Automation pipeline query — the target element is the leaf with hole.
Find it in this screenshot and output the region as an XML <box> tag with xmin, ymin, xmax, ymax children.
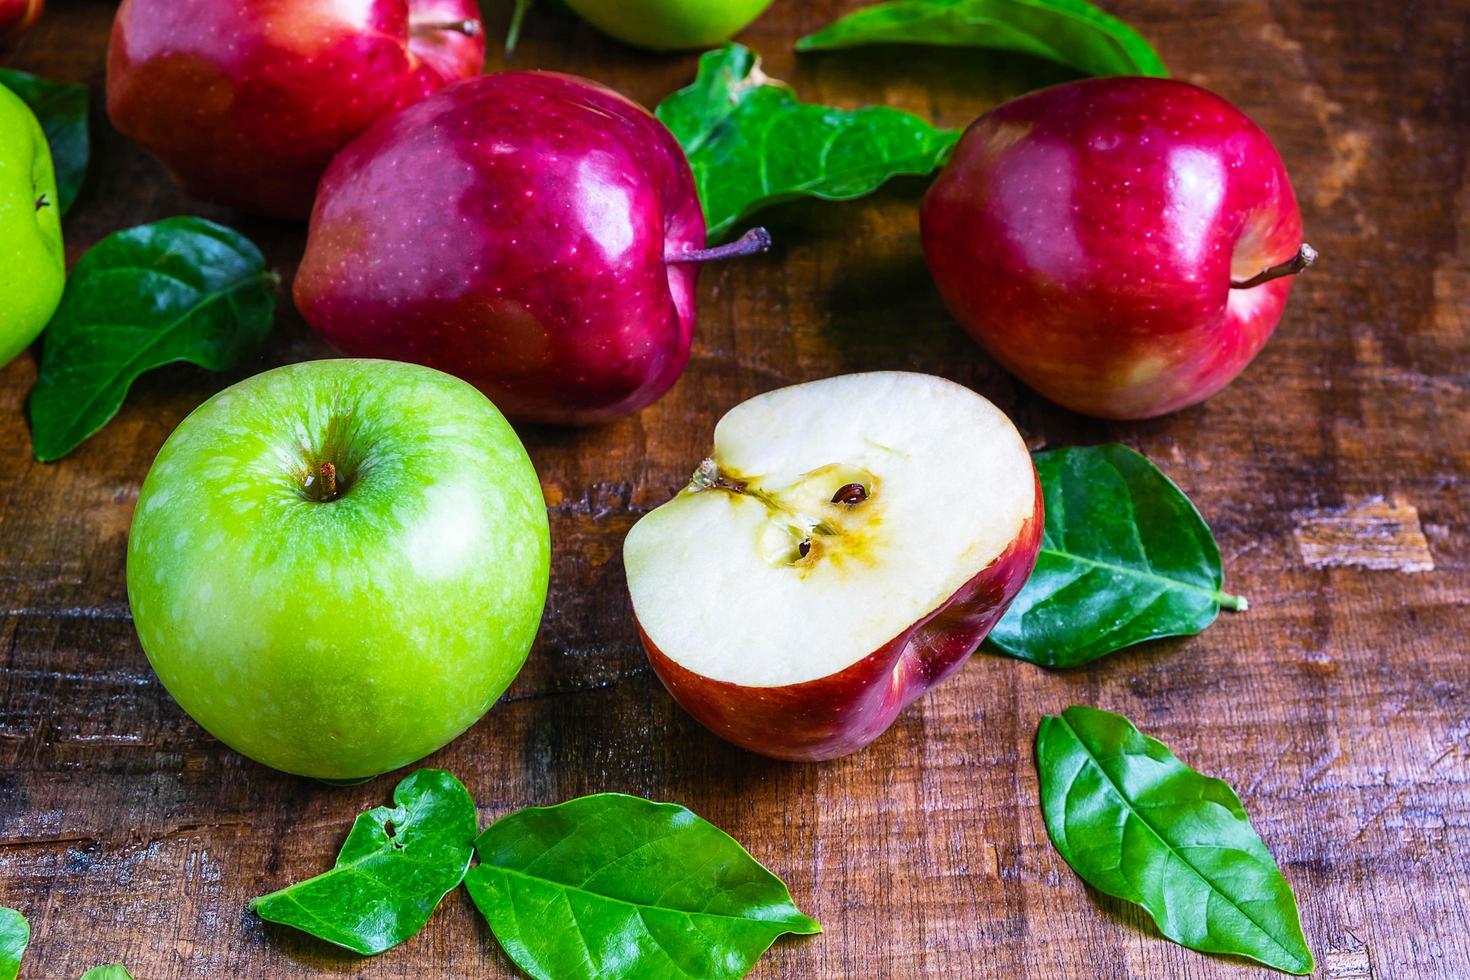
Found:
<box><xmin>655</xmin><ymin>43</ymin><xmax>960</xmax><ymax>241</ymax></box>
<box><xmin>1037</xmin><ymin>706</ymin><xmax>1314</xmax><ymax>974</ymax></box>
<box><xmin>988</xmin><ymin>444</ymin><xmax>1245</xmax><ymax>667</ymax></box>
<box><xmin>77</xmin><ymin>967</ymin><xmax>134</xmax><ymax>980</ymax></box>
<box><xmin>27</xmin><ymin>216</ymin><xmax>278</xmax><ymax>462</ymax></box>
<box><xmin>0</xmin><ymin>908</ymin><xmax>28</xmax><ymax>980</ymax></box>
<box><xmin>249</xmin><ymin>769</ymin><xmax>477</xmax><ymax>955</ymax></box>
<box><xmin>0</xmin><ymin>69</ymin><xmax>89</xmax><ymax>214</ymax></box>
<box><xmin>796</xmin><ymin>0</ymin><xmax>1167</xmax><ymax>78</ymax></box>
<box><xmin>465</xmin><ymin>792</ymin><xmax>821</xmax><ymax>979</ymax></box>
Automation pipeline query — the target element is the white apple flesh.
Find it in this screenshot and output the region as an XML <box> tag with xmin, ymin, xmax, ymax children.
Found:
<box><xmin>624</xmin><ymin>372</ymin><xmax>1042</xmax><ymax>761</ymax></box>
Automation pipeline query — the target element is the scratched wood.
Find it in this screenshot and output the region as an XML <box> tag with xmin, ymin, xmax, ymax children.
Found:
<box><xmin>1</xmin><ymin>0</ymin><xmax>1467</xmax><ymax>977</ymax></box>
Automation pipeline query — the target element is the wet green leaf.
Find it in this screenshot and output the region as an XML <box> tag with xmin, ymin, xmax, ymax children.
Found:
<box><xmin>466</xmin><ymin>793</ymin><xmax>820</xmax><ymax>979</ymax></box>
<box><xmin>796</xmin><ymin>0</ymin><xmax>1166</xmax><ymax>78</ymax></box>
<box><xmin>77</xmin><ymin>967</ymin><xmax>134</xmax><ymax>980</ymax></box>
<box><xmin>28</xmin><ymin>216</ymin><xmax>277</xmax><ymax>462</ymax></box>
<box><xmin>250</xmin><ymin>769</ymin><xmax>477</xmax><ymax>956</ymax></box>
<box><xmin>989</xmin><ymin>445</ymin><xmax>1245</xmax><ymax>667</ymax></box>
<box><xmin>656</xmin><ymin>44</ymin><xmax>959</xmax><ymax>241</ymax></box>
<box><xmin>0</xmin><ymin>908</ymin><xmax>28</xmax><ymax>980</ymax></box>
<box><xmin>1037</xmin><ymin>706</ymin><xmax>1313</xmax><ymax>973</ymax></box>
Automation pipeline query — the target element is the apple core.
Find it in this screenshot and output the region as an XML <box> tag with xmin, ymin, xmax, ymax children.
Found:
<box><xmin>624</xmin><ymin>372</ymin><xmax>1043</xmax><ymax>760</ymax></box>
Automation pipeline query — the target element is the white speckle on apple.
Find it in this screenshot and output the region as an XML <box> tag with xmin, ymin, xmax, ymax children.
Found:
<box><xmin>407</xmin><ymin>481</ymin><xmax>484</xmax><ymax>580</ymax></box>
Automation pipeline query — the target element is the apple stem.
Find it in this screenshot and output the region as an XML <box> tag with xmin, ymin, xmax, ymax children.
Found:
<box><xmin>410</xmin><ymin>18</ymin><xmax>482</xmax><ymax>38</ymax></box>
<box><xmin>303</xmin><ymin>461</ymin><xmax>339</xmax><ymax>502</ymax></box>
<box><xmin>1231</xmin><ymin>242</ymin><xmax>1317</xmax><ymax>289</ymax></box>
<box><xmin>667</xmin><ymin>228</ymin><xmax>773</xmax><ymax>265</ymax></box>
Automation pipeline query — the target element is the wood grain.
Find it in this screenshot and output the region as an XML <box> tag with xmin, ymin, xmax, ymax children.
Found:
<box><xmin>1293</xmin><ymin>496</ymin><xmax>1435</xmax><ymax>572</ymax></box>
<box><xmin>2</xmin><ymin>1</ymin><xmax>1468</xmax><ymax>977</ymax></box>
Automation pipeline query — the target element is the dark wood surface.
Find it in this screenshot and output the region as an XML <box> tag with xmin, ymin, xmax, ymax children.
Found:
<box><xmin>2</xmin><ymin>1</ymin><xmax>1468</xmax><ymax>977</ymax></box>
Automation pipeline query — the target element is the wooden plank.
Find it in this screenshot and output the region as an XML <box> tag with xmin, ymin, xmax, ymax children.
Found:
<box><xmin>1</xmin><ymin>0</ymin><xmax>1467</xmax><ymax>976</ymax></box>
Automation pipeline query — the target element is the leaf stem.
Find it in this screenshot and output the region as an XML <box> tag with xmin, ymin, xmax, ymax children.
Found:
<box><xmin>1036</xmin><ymin>548</ymin><xmax>1247</xmax><ymax>611</ymax></box>
<box><xmin>504</xmin><ymin>0</ymin><xmax>531</xmax><ymax>56</ymax></box>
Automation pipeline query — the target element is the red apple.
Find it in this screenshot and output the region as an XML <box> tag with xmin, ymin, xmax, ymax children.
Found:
<box><xmin>623</xmin><ymin>372</ymin><xmax>1042</xmax><ymax>761</ymax></box>
<box><xmin>295</xmin><ymin>71</ymin><xmax>767</xmax><ymax>425</ymax></box>
<box><xmin>0</xmin><ymin>0</ymin><xmax>41</xmax><ymax>46</ymax></box>
<box><xmin>106</xmin><ymin>0</ymin><xmax>484</xmax><ymax>219</ymax></box>
<box><xmin>922</xmin><ymin>77</ymin><xmax>1315</xmax><ymax>420</ymax></box>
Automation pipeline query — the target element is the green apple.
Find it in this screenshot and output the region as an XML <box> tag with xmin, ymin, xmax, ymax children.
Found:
<box><xmin>564</xmin><ymin>0</ymin><xmax>774</xmax><ymax>50</ymax></box>
<box><xmin>126</xmin><ymin>359</ymin><xmax>551</xmax><ymax>780</ymax></box>
<box><xmin>0</xmin><ymin>80</ymin><xmax>64</xmax><ymax>368</ymax></box>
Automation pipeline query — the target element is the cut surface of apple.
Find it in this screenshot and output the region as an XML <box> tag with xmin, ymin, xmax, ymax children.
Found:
<box><xmin>624</xmin><ymin>372</ymin><xmax>1041</xmax><ymax>760</ymax></box>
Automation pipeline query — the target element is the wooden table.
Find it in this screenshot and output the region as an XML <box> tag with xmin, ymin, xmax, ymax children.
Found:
<box><xmin>2</xmin><ymin>1</ymin><xmax>1467</xmax><ymax>977</ymax></box>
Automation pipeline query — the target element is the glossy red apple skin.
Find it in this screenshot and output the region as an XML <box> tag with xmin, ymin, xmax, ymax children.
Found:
<box><xmin>0</xmin><ymin>0</ymin><xmax>42</xmax><ymax>46</ymax></box>
<box><xmin>922</xmin><ymin>77</ymin><xmax>1305</xmax><ymax>419</ymax></box>
<box><xmin>106</xmin><ymin>0</ymin><xmax>484</xmax><ymax>219</ymax></box>
<box><xmin>294</xmin><ymin>72</ymin><xmax>707</xmax><ymax>425</ymax></box>
<box><xmin>640</xmin><ymin>475</ymin><xmax>1043</xmax><ymax>762</ymax></box>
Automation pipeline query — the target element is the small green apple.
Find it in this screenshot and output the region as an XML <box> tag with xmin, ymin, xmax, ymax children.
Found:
<box><xmin>126</xmin><ymin>359</ymin><xmax>551</xmax><ymax>780</ymax></box>
<box><xmin>565</xmin><ymin>0</ymin><xmax>774</xmax><ymax>50</ymax></box>
<box><xmin>0</xmin><ymin>79</ymin><xmax>63</xmax><ymax>368</ymax></box>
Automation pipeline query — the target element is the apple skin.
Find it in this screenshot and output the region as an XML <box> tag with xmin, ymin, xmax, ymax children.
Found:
<box><xmin>294</xmin><ymin>71</ymin><xmax>707</xmax><ymax>426</ymax></box>
<box><xmin>922</xmin><ymin>77</ymin><xmax>1306</xmax><ymax>419</ymax></box>
<box><xmin>0</xmin><ymin>80</ymin><xmax>64</xmax><ymax>368</ymax></box>
<box><xmin>106</xmin><ymin>0</ymin><xmax>484</xmax><ymax>220</ymax></box>
<box><xmin>125</xmin><ymin>360</ymin><xmax>550</xmax><ymax>780</ymax></box>
<box><xmin>640</xmin><ymin>475</ymin><xmax>1043</xmax><ymax>762</ymax></box>
<box><xmin>564</xmin><ymin>0</ymin><xmax>773</xmax><ymax>51</ymax></box>
<box><xmin>0</xmin><ymin>0</ymin><xmax>42</xmax><ymax>46</ymax></box>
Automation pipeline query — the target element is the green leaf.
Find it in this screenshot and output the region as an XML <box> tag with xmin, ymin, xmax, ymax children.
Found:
<box><xmin>0</xmin><ymin>908</ymin><xmax>28</xmax><ymax>980</ymax></box>
<box><xmin>27</xmin><ymin>216</ymin><xmax>278</xmax><ymax>462</ymax></box>
<box><xmin>249</xmin><ymin>769</ymin><xmax>477</xmax><ymax>956</ymax></box>
<box><xmin>988</xmin><ymin>445</ymin><xmax>1245</xmax><ymax>667</ymax></box>
<box><xmin>796</xmin><ymin>0</ymin><xmax>1167</xmax><ymax>78</ymax></box>
<box><xmin>1</xmin><ymin>910</ymin><xmax>135</xmax><ymax>980</ymax></box>
<box><xmin>655</xmin><ymin>44</ymin><xmax>960</xmax><ymax>241</ymax></box>
<box><xmin>466</xmin><ymin>793</ymin><xmax>821</xmax><ymax>979</ymax></box>
<box><xmin>1036</xmin><ymin>706</ymin><xmax>1314</xmax><ymax>974</ymax></box>
<box><xmin>0</xmin><ymin>69</ymin><xmax>90</xmax><ymax>214</ymax></box>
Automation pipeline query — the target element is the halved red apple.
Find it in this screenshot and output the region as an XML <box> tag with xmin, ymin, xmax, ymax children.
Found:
<box><xmin>624</xmin><ymin>372</ymin><xmax>1042</xmax><ymax>761</ymax></box>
